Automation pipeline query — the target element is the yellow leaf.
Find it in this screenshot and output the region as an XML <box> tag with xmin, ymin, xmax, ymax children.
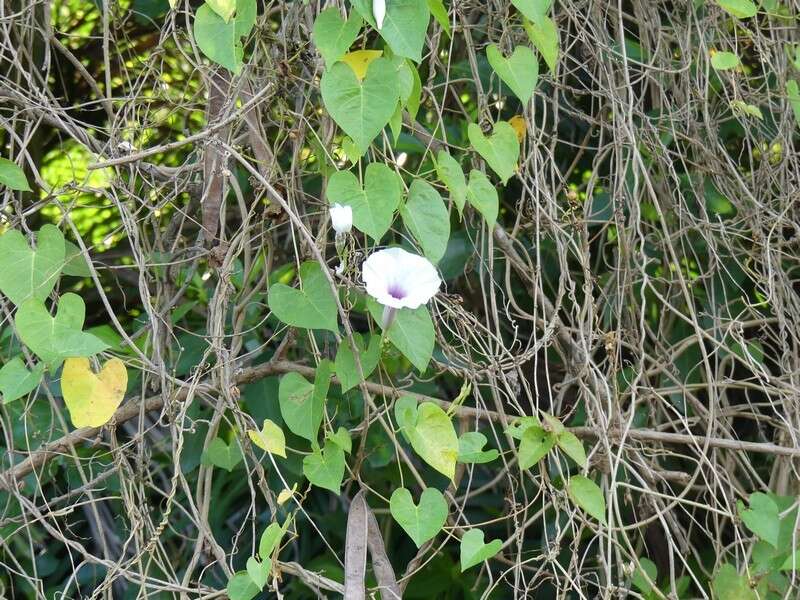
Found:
<box><xmin>248</xmin><ymin>418</ymin><xmax>287</xmax><ymax>458</ymax></box>
<box><xmin>168</xmin><ymin>0</ymin><xmax>178</xmax><ymax>7</ymax></box>
<box><xmin>509</xmin><ymin>115</ymin><xmax>526</xmax><ymax>142</ymax></box>
<box><xmin>277</xmin><ymin>483</ymin><xmax>297</xmax><ymax>505</ymax></box>
<box><xmin>341</xmin><ymin>50</ymin><xmax>383</xmax><ymax>80</ymax></box>
<box><xmin>61</xmin><ymin>357</ymin><xmax>127</xmax><ymax>428</ymax></box>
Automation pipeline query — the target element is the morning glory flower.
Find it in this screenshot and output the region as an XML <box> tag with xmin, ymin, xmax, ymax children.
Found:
<box><xmin>330</xmin><ymin>203</ymin><xmax>353</xmax><ymax>235</ymax></box>
<box><xmin>373</xmin><ymin>0</ymin><xmax>386</xmax><ymax>30</ymax></box>
<box><xmin>363</xmin><ymin>248</ymin><xmax>441</xmax><ymax>329</ymax></box>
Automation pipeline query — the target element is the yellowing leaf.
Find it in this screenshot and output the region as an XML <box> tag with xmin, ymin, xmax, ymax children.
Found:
<box><xmin>341</xmin><ymin>49</ymin><xmax>383</xmax><ymax>80</ymax></box>
<box><xmin>61</xmin><ymin>357</ymin><xmax>127</xmax><ymax>428</ymax></box>
<box><xmin>277</xmin><ymin>484</ymin><xmax>297</xmax><ymax>505</ymax></box>
<box><xmin>509</xmin><ymin>115</ymin><xmax>526</xmax><ymax>142</ymax></box>
<box><xmin>248</xmin><ymin>418</ymin><xmax>287</xmax><ymax>458</ymax></box>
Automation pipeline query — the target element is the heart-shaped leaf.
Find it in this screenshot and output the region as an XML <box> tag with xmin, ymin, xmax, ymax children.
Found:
<box><xmin>457</xmin><ymin>432</ymin><xmax>499</xmax><ymax>464</ymax></box>
<box><xmin>303</xmin><ymin>439</ymin><xmax>346</xmax><ymax>493</ymax></box>
<box><xmin>278</xmin><ymin>372</ymin><xmax>321</xmax><ymax>442</ymax></box>
<box><xmin>312</xmin><ymin>7</ymin><xmax>362</xmax><ymax>68</ymax></box>
<box><xmin>466</xmin><ymin>170</ymin><xmax>499</xmax><ymax>226</ymax></box>
<box><xmin>352</xmin><ymin>0</ymin><xmax>430</xmax><ymax>62</ymax></box>
<box><xmin>321</xmin><ymin>58</ymin><xmax>399</xmax><ymax>153</ymax></box>
<box><xmin>193</xmin><ymin>0</ymin><xmax>256</xmax><ymax>73</ymax></box>
<box><xmin>518</xmin><ymin>425</ymin><xmax>555</xmax><ymax>469</ymax></box>
<box><xmin>567</xmin><ymin>475</ymin><xmax>607</xmax><ymax>524</ymax></box>
<box><xmin>248</xmin><ymin>418</ymin><xmax>287</xmax><ymax>458</ymax></box>
<box><xmin>61</xmin><ymin>357</ymin><xmax>128</xmax><ymax>428</ymax></box>
<box><xmin>0</xmin><ymin>224</ymin><xmax>65</xmax><ymax>306</ymax></box>
<box><xmin>334</xmin><ymin>332</ymin><xmax>381</xmax><ymax>392</ymax></box>
<box><xmin>389</xmin><ymin>487</ymin><xmax>448</xmax><ymax>547</ymax></box>
<box><xmin>367</xmin><ymin>298</ymin><xmax>435</xmax><ymax>372</ymax></box>
<box><xmin>268</xmin><ymin>261</ymin><xmax>338</xmax><ymax>332</ymax></box>
<box><xmin>402</xmin><ymin>401</ymin><xmax>458</xmax><ymax>480</ymax></box>
<box><xmin>739</xmin><ymin>493</ymin><xmax>780</xmax><ymax>548</ymax></box>
<box><xmin>0</xmin><ymin>357</ymin><xmax>45</xmax><ymax>404</ymax></box>
<box><xmin>711</xmin><ymin>564</ymin><xmax>757</xmax><ymax>600</ymax></box>
<box><xmin>246</xmin><ymin>557</ymin><xmax>268</xmax><ymax>590</ymax></box>
<box><xmin>226</xmin><ymin>571</ymin><xmax>260</xmax><ymax>600</ymax></box>
<box><xmin>0</xmin><ymin>157</ymin><xmax>31</xmax><ymax>191</ymax></box>
<box><xmin>15</xmin><ymin>293</ymin><xmax>109</xmax><ymax>365</ymax></box>
<box><xmin>487</xmin><ymin>44</ymin><xmax>539</xmax><ymax>104</ymax></box>
<box><xmin>327</xmin><ymin>164</ymin><xmax>402</xmax><ymax>241</ymax></box>
<box><xmin>400</xmin><ymin>179</ymin><xmax>450</xmax><ymax>264</ymax></box>
<box><xmin>460</xmin><ymin>529</ymin><xmax>502</xmax><ymax>571</ymax></box>
<box><xmin>711</xmin><ymin>51</ymin><xmax>740</xmax><ymax>70</ymax></box>
<box><xmin>327</xmin><ymin>426</ymin><xmax>352</xmax><ymax>454</ymax></box>
<box><xmin>467</xmin><ymin>122</ymin><xmax>519</xmax><ymax>184</ymax></box>
<box><xmin>205</xmin><ymin>437</ymin><xmax>243</xmax><ymax>471</ymax></box>
<box><xmin>435</xmin><ymin>150</ymin><xmax>467</xmax><ymax>214</ymax></box>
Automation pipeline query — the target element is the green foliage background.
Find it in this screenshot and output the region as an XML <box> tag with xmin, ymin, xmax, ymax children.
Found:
<box><xmin>1</xmin><ymin>0</ymin><xmax>799</xmax><ymax>598</ymax></box>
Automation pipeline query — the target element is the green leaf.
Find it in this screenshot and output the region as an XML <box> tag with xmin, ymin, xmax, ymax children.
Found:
<box><xmin>334</xmin><ymin>333</ymin><xmax>381</xmax><ymax>392</ymax></box>
<box><xmin>426</xmin><ymin>0</ymin><xmax>450</xmax><ymax>36</ymax></box>
<box><xmin>0</xmin><ymin>157</ymin><xmax>31</xmax><ymax>191</ymax></box>
<box><xmin>522</xmin><ymin>16</ymin><xmax>559</xmax><ymax>73</ymax></box>
<box><xmin>787</xmin><ymin>80</ymin><xmax>800</xmax><ymax>128</ymax></box>
<box><xmin>312</xmin><ymin>7</ymin><xmax>362</xmax><ymax>68</ymax></box>
<box><xmin>435</xmin><ymin>151</ymin><xmax>467</xmax><ymax>214</ymax></box>
<box><xmin>303</xmin><ymin>439</ymin><xmax>346</xmax><ymax>493</ymax></box>
<box><xmin>556</xmin><ymin>431</ymin><xmax>587</xmax><ymax>467</ymax></box>
<box><xmin>518</xmin><ymin>425</ymin><xmax>555</xmax><ymax>469</ymax></box>
<box><xmin>404</xmin><ymin>401</ymin><xmax>459</xmax><ymax>480</ymax></box>
<box><xmin>711</xmin><ymin>564</ymin><xmax>757</xmax><ymax>600</ymax></box>
<box><xmin>268</xmin><ymin>261</ymin><xmax>338</xmax><ymax>332</ymax></box>
<box><xmin>193</xmin><ymin>0</ymin><xmax>256</xmax><ymax>73</ymax></box>
<box><xmin>567</xmin><ymin>475</ymin><xmax>607</xmax><ymax>524</ymax></box>
<box><xmin>246</xmin><ymin>557</ymin><xmax>268</xmax><ymax>590</ymax></box>
<box><xmin>730</xmin><ymin>100</ymin><xmax>763</xmax><ymax>120</ymax></box>
<box><xmin>457</xmin><ymin>432</ymin><xmax>499</xmax><ymax>464</ymax></box>
<box><xmin>279</xmin><ymin>372</ymin><xmax>322</xmax><ymax>443</ymax></box>
<box><xmin>487</xmin><ymin>44</ymin><xmax>539</xmax><ymax>104</ymax></box>
<box><xmin>394</xmin><ymin>395</ymin><xmax>419</xmax><ymax>439</ymax></box>
<box><xmin>327</xmin><ymin>426</ymin><xmax>352</xmax><ymax>454</ymax></box>
<box><xmin>15</xmin><ymin>294</ymin><xmax>109</xmax><ymax>365</ymax></box>
<box><xmin>511</xmin><ymin>0</ymin><xmax>552</xmax><ymax>21</ymax></box>
<box><xmin>352</xmin><ymin>0</ymin><xmax>430</xmax><ymax>62</ymax></box>
<box><xmin>739</xmin><ymin>493</ymin><xmax>780</xmax><ymax>548</ymax></box>
<box><xmin>259</xmin><ymin>520</ymin><xmax>286</xmax><ymax>559</ymax></box>
<box><xmin>505</xmin><ymin>416</ymin><xmax>541</xmax><ymax>440</ymax></box>
<box><xmin>327</xmin><ymin>164</ymin><xmax>402</xmax><ymax>241</ymax></box>
<box><xmin>400</xmin><ymin>179</ymin><xmax>450</xmax><ymax>264</ymax></box>
<box><xmin>248</xmin><ymin>418</ymin><xmax>287</xmax><ymax>458</ymax></box>
<box><xmin>631</xmin><ymin>557</ymin><xmax>658</xmax><ymax>593</ymax></box>
<box><xmin>313</xmin><ymin>359</ymin><xmax>333</xmax><ymax>406</ymax></box>
<box><xmin>0</xmin><ymin>225</ymin><xmax>65</xmax><ymax>306</ymax></box>
<box><xmin>204</xmin><ymin>437</ymin><xmax>243</xmax><ymax>471</ymax></box>
<box><xmin>467</xmin><ymin>122</ymin><xmax>519</xmax><ymax>185</ymax></box>
<box><xmin>226</xmin><ymin>571</ymin><xmax>260</xmax><ymax>600</ymax></box>
<box><xmin>206</xmin><ymin>0</ymin><xmax>236</xmax><ymax>22</ymax></box>
<box><xmin>367</xmin><ymin>298</ymin><xmax>435</xmax><ymax>372</ymax></box>
<box><xmin>0</xmin><ymin>357</ymin><xmax>45</xmax><ymax>404</ymax></box>
<box><xmin>466</xmin><ymin>170</ymin><xmax>499</xmax><ymax>226</ymax></box>
<box><xmin>320</xmin><ymin>58</ymin><xmax>399</xmax><ymax>153</ymax></box>
<box><xmin>711</xmin><ymin>51</ymin><xmax>740</xmax><ymax>70</ymax></box>
<box><xmin>389</xmin><ymin>487</ymin><xmax>448</xmax><ymax>547</ymax></box>
<box><xmin>717</xmin><ymin>0</ymin><xmax>758</xmax><ymax>19</ymax></box>
<box><xmin>460</xmin><ymin>529</ymin><xmax>502</xmax><ymax>572</ymax></box>
<box><xmin>62</xmin><ymin>240</ymin><xmax>92</xmax><ymax>277</ymax></box>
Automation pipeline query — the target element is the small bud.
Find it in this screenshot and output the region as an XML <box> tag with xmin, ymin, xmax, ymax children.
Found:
<box><xmin>330</xmin><ymin>203</ymin><xmax>353</xmax><ymax>235</ymax></box>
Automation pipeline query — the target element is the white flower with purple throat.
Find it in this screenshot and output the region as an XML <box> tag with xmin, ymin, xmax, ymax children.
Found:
<box><xmin>362</xmin><ymin>247</ymin><xmax>441</xmax><ymax>330</ymax></box>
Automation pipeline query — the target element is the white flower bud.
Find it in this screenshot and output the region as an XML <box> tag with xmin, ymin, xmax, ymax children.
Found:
<box><xmin>373</xmin><ymin>0</ymin><xmax>386</xmax><ymax>30</ymax></box>
<box><xmin>330</xmin><ymin>203</ymin><xmax>353</xmax><ymax>235</ymax></box>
